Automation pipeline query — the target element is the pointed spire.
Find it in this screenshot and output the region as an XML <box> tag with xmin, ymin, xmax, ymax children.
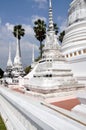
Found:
<box><xmin>14</xmin><ymin>29</ymin><xmax>21</xmax><ymax>65</ymax></box>
<box><xmin>49</xmin><ymin>0</ymin><xmax>52</xmax><ymax>7</ymax></box>
<box><xmin>16</xmin><ymin>29</ymin><xmax>21</xmax><ymax>58</ymax></box>
<box><xmin>32</xmin><ymin>44</ymin><xmax>35</xmax><ymax>63</ymax></box>
<box><xmin>48</xmin><ymin>0</ymin><xmax>54</xmax><ymax>31</ymax></box>
<box><xmin>7</xmin><ymin>43</ymin><xmax>12</xmax><ymax>67</ymax></box>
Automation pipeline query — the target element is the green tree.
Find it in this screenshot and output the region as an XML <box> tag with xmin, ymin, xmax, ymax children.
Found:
<box><xmin>59</xmin><ymin>30</ymin><xmax>65</xmax><ymax>43</ymax></box>
<box><xmin>0</xmin><ymin>116</ymin><xmax>7</xmax><ymax>130</ymax></box>
<box><xmin>13</xmin><ymin>25</ymin><xmax>25</xmax><ymax>56</ymax></box>
<box><xmin>53</xmin><ymin>23</ymin><xmax>59</xmax><ymax>35</ymax></box>
<box><xmin>24</xmin><ymin>66</ymin><xmax>31</xmax><ymax>74</ymax></box>
<box><xmin>0</xmin><ymin>68</ymin><xmax>4</xmax><ymax>78</ymax></box>
<box><xmin>53</xmin><ymin>23</ymin><xmax>65</xmax><ymax>43</ymax></box>
<box><xmin>33</xmin><ymin>19</ymin><xmax>46</xmax><ymax>58</ymax></box>
<box><xmin>35</xmin><ymin>44</ymin><xmax>44</xmax><ymax>62</ymax></box>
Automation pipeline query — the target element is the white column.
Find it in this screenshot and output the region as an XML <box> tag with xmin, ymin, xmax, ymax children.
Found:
<box><xmin>14</xmin><ymin>30</ymin><xmax>21</xmax><ymax>65</ymax></box>
<box><xmin>7</xmin><ymin>43</ymin><xmax>13</xmax><ymax>67</ymax></box>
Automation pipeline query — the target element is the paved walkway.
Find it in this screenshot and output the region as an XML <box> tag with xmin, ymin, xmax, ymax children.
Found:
<box><xmin>0</xmin><ymin>86</ymin><xmax>86</xmax><ymax>130</ymax></box>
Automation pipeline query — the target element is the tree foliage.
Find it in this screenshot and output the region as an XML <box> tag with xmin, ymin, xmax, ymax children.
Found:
<box><xmin>59</xmin><ymin>30</ymin><xmax>65</xmax><ymax>43</ymax></box>
<box><xmin>13</xmin><ymin>25</ymin><xmax>25</xmax><ymax>40</ymax></box>
<box><xmin>53</xmin><ymin>23</ymin><xmax>65</xmax><ymax>43</ymax></box>
<box><xmin>33</xmin><ymin>19</ymin><xmax>46</xmax><ymax>58</ymax></box>
<box><xmin>53</xmin><ymin>23</ymin><xmax>59</xmax><ymax>35</ymax></box>
<box><xmin>13</xmin><ymin>24</ymin><xmax>25</xmax><ymax>57</ymax></box>
<box><xmin>24</xmin><ymin>66</ymin><xmax>31</xmax><ymax>74</ymax></box>
<box><xmin>0</xmin><ymin>68</ymin><xmax>4</xmax><ymax>78</ymax></box>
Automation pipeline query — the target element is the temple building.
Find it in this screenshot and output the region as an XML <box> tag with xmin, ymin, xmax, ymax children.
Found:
<box><xmin>23</xmin><ymin>0</ymin><xmax>84</xmax><ymax>94</ymax></box>
<box><xmin>62</xmin><ymin>0</ymin><xmax>86</xmax><ymax>84</ymax></box>
<box><xmin>0</xmin><ymin>1</ymin><xmax>86</xmax><ymax>129</ymax></box>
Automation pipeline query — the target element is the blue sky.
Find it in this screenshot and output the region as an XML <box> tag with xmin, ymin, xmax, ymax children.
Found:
<box><xmin>0</xmin><ymin>0</ymin><xmax>72</xmax><ymax>70</ymax></box>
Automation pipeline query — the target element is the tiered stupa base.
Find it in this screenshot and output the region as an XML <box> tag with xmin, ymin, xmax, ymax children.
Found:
<box><xmin>24</xmin><ymin>55</ymin><xmax>85</xmax><ymax>94</ymax></box>
<box><xmin>62</xmin><ymin>21</ymin><xmax>86</xmax><ymax>84</ymax></box>
<box><xmin>25</xmin><ymin>84</ymin><xmax>84</xmax><ymax>94</ymax></box>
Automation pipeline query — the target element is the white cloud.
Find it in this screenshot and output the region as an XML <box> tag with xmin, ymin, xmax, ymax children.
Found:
<box><xmin>60</xmin><ymin>19</ymin><xmax>67</xmax><ymax>32</ymax></box>
<box><xmin>22</xmin><ymin>24</ymin><xmax>34</xmax><ymax>36</ymax></box>
<box><xmin>57</xmin><ymin>16</ymin><xmax>67</xmax><ymax>32</ymax></box>
<box><xmin>21</xmin><ymin>40</ymin><xmax>39</xmax><ymax>68</ymax></box>
<box><xmin>34</xmin><ymin>0</ymin><xmax>47</xmax><ymax>2</ymax></box>
<box><xmin>34</xmin><ymin>0</ymin><xmax>47</xmax><ymax>8</ymax></box>
<box><xmin>57</xmin><ymin>16</ymin><xmax>63</xmax><ymax>22</ymax></box>
<box><xmin>32</xmin><ymin>15</ymin><xmax>47</xmax><ymax>24</ymax></box>
<box><xmin>0</xmin><ymin>17</ymin><xmax>1</xmax><ymax>24</ymax></box>
<box><xmin>5</xmin><ymin>23</ymin><xmax>34</xmax><ymax>36</ymax></box>
<box><xmin>5</xmin><ymin>23</ymin><xmax>14</xmax><ymax>31</ymax></box>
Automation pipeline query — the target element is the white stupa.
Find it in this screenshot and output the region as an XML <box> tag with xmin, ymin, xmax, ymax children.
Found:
<box><xmin>11</xmin><ymin>31</ymin><xmax>25</xmax><ymax>80</ymax></box>
<box><xmin>4</xmin><ymin>44</ymin><xmax>13</xmax><ymax>78</ymax></box>
<box><xmin>24</xmin><ymin>0</ymin><xmax>84</xmax><ymax>94</ymax></box>
<box><xmin>62</xmin><ymin>0</ymin><xmax>86</xmax><ymax>84</ymax></box>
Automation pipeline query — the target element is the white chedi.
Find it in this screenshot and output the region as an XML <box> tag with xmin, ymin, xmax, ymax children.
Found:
<box><xmin>11</xmin><ymin>31</ymin><xmax>25</xmax><ymax>78</ymax></box>
<box><xmin>23</xmin><ymin>0</ymin><xmax>83</xmax><ymax>93</ymax></box>
<box><xmin>4</xmin><ymin>44</ymin><xmax>13</xmax><ymax>78</ymax></box>
<box><xmin>62</xmin><ymin>0</ymin><xmax>86</xmax><ymax>84</ymax></box>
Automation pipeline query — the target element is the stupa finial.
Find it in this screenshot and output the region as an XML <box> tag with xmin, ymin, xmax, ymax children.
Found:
<box><xmin>49</xmin><ymin>0</ymin><xmax>52</xmax><ymax>7</ymax></box>
<box><xmin>48</xmin><ymin>0</ymin><xmax>54</xmax><ymax>31</ymax></box>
